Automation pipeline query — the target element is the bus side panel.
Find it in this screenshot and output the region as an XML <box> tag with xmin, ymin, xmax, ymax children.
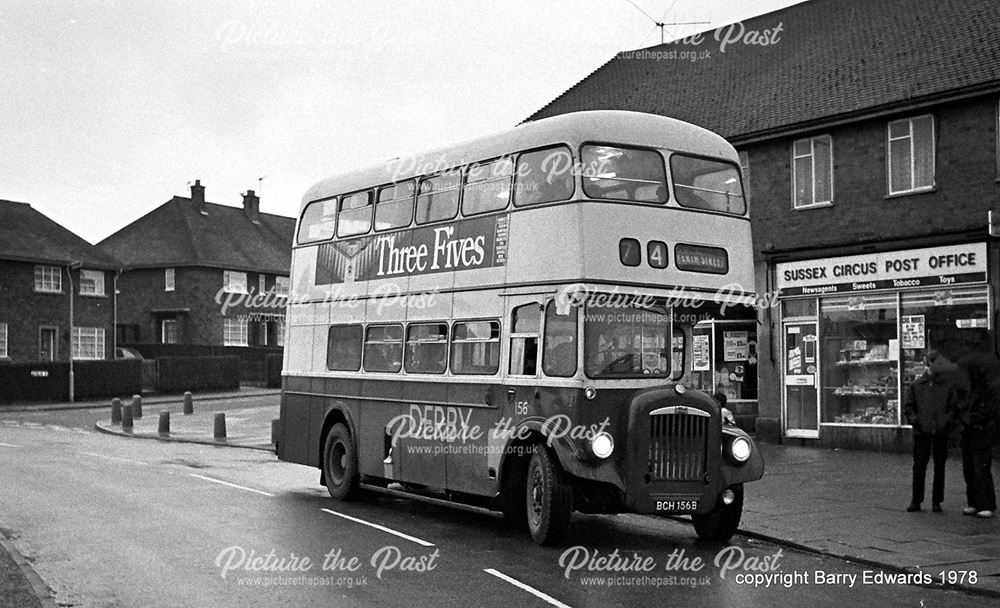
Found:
<box><xmin>278</xmin><ymin>377</ymin><xmax>313</xmax><ymax>466</ymax></box>
<box><xmin>397</xmin><ymin>379</ymin><xmax>449</xmax><ymax>488</ymax></box>
<box><xmin>358</xmin><ymin>378</ymin><xmax>405</xmax><ymax>479</ymax></box>
<box><xmin>443</xmin><ymin>382</ymin><xmax>502</xmax><ymax>496</ymax></box>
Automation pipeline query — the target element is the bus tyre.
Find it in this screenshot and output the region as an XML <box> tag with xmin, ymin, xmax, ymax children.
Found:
<box><xmin>692</xmin><ymin>484</ymin><xmax>744</xmax><ymax>542</ymax></box>
<box><xmin>526</xmin><ymin>445</ymin><xmax>573</xmax><ymax>545</ymax></box>
<box><xmin>323</xmin><ymin>423</ymin><xmax>359</xmax><ymax>501</ymax></box>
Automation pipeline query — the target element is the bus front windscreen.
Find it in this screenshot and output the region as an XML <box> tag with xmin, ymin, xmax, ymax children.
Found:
<box><xmin>585</xmin><ymin>305</ymin><xmax>670</xmax><ymax>378</ymax></box>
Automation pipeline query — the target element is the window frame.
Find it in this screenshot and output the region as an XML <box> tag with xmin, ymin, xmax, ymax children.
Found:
<box><xmin>887</xmin><ymin>114</ymin><xmax>936</xmax><ymax>196</ymax></box>
<box><xmin>297</xmin><ymin>196</ymin><xmax>338</xmax><ymax>245</ymax></box>
<box><xmin>71</xmin><ymin>327</ymin><xmax>105</xmax><ymax>360</ymax></box>
<box><xmin>462</xmin><ymin>157</ymin><xmax>514</xmax><ymax>217</ymax></box>
<box><xmin>165</xmin><ymin>268</ymin><xmax>175</xmax><ymax>292</ymax></box>
<box><xmin>669</xmin><ymin>152</ymin><xmax>748</xmax><ymax>215</ymax></box>
<box><xmin>403</xmin><ymin>322</ymin><xmax>449</xmax><ymax>374</ymax></box>
<box><xmin>275</xmin><ymin>276</ymin><xmax>289</xmax><ymax>296</ymax></box>
<box><xmin>363</xmin><ymin>323</ymin><xmax>404</xmax><ymax>373</ymax></box>
<box><xmin>542</xmin><ymin>301</ymin><xmax>578</xmax><ymax>378</ymax></box>
<box><xmin>512</xmin><ymin>145</ymin><xmax>576</xmax><ymax>207</ymax></box>
<box><xmin>580</xmin><ymin>142</ymin><xmax>669</xmax><ymax>204</ymax></box>
<box><xmin>336</xmin><ymin>190</ymin><xmax>374</xmax><ymax>238</ymax></box>
<box><xmin>223</xmin><ymin>270</ymin><xmax>248</xmax><ymax>294</ymax></box>
<box><xmin>375</xmin><ymin>180</ymin><xmax>415</xmax><ymax>232</ymax></box>
<box><xmin>791</xmin><ymin>134</ymin><xmax>834</xmax><ymax>209</ymax></box>
<box><xmin>223</xmin><ymin>317</ymin><xmax>249</xmax><ymax>346</ymax></box>
<box><xmin>34</xmin><ymin>265</ymin><xmax>62</xmax><ymax>293</ymax></box>
<box><xmin>326</xmin><ymin>324</ymin><xmax>363</xmax><ymax>371</ymax></box>
<box><xmin>450</xmin><ymin>319</ymin><xmax>501</xmax><ymax>375</ymax></box>
<box><xmin>78</xmin><ymin>269</ymin><xmax>105</xmax><ymax>296</ymax></box>
<box><xmin>0</xmin><ymin>322</ymin><xmax>7</xmax><ymax>358</ymax></box>
<box><xmin>415</xmin><ymin>171</ymin><xmax>462</xmax><ymax>225</ymax></box>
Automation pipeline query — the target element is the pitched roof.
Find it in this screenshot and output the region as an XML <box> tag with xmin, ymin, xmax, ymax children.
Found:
<box><xmin>0</xmin><ymin>200</ymin><xmax>121</xmax><ymax>269</ymax></box>
<box><xmin>98</xmin><ymin>196</ymin><xmax>296</xmax><ymax>275</ymax></box>
<box><xmin>527</xmin><ymin>0</ymin><xmax>1000</xmax><ymax>142</ymax></box>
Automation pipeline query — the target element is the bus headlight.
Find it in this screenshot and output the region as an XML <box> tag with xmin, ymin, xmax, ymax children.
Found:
<box><xmin>728</xmin><ymin>436</ymin><xmax>752</xmax><ymax>463</ymax></box>
<box><xmin>590</xmin><ymin>432</ymin><xmax>615</xmax><ymax>459</ymax></box>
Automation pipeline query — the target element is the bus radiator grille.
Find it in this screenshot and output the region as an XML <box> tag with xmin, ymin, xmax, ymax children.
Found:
<box><xmin>647</xmin><ymin>412</ymin><xmax>708</xmax><ymax>481</ymax></box>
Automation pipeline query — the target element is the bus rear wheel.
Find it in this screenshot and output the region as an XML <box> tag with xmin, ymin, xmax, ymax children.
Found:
<box><xmin>526</xmin><ymin>445</ymin><xmax>573</xmax><ymax>545</ymax></box>
<box><xmin>692</xmin><ymin>484</ymin><xmax>743</xmax><ymax>542</ymax></box>
<box><xmin>323</xmin><ymin>423</ymin><xmax>359</xmax><ymax>501</ymax></box>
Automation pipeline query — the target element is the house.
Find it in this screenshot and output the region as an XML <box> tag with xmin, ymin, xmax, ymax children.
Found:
<box><xmin>0</xmin><ymin>200</ymin><xmax>120</xmax><ymax>362</ymax></box>
<box><xmin>98</xmin><ymin>181</ymin><xmax>296</xmax><ymax>349</ymax></box>
<box><xmin>526</xmin><ymin>0</ymin><xmax>1000</xmax><ymax>450</ymax></box>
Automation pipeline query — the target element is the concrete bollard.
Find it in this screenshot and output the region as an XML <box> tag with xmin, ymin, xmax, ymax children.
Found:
<box><xmin>214</xmin><ymin>413</ymin><xmax>227</xmax><ymax>440</ymax></box>
<box><xmin>111</xmin><ymin>398</ymin><xmax>122</xmax><ymax>425</ymax></box>
<box><xmin>183</xmin><ymin>391</ymin><xmax>194</xmax><ymax>415</ymax></box>
<box><xmin>158</xmin><ymin>410</ymin><xmax>170</xmax><ymax>435</ymax></box>
<box><xmin>122</xmin><ymin>404</ymin><xmax>133</xmax><ymax>432</ymax></box>
<box><xmin>271</xmin><ymin>418</ymin><xmax>280</xmax><ymax>445</ymax></box>
<box><xmin>131</xmin><ymin>394</ymin><xmax>143</xmax><ymax>419</ymax></box>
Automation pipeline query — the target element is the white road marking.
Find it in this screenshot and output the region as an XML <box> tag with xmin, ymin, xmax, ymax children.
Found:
<box><xmin>189</xmin><ymin>473</ymin><xmax>275</xmax><ymax>497</ymax></box>
<box><xmin>80</xmin><ymin>451</ymin><xmax>149</xmax><ymax>466</ymax></box>
<box><xmin>484</xmin><ymin>569</ymin><xmax>574</xmax><ymax>608</ymax></box>
<box><xmin>0</xmin><ymin>442</ymin><xmax>21</xmax><ymax>448</ymax></box>
<box><xmin>320</xmin><ymin>508</ymin><xmax>435</xmax><ymax>547</ymax></box>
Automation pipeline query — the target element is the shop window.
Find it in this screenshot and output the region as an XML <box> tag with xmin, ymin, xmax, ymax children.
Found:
<box><xmin>899</xmin><ymin>287</ymin><xmax>990</xmax><ymax>385</ymax></box>
<box><xmin>820</xmin><ymin>294</ymin><xmax>899</xmax><ymax>425</ymax></box>
<box><xmin>782</xmin><ymin>298</ymin><xmax>817</xmax><ymax>318</ymax></box>
<box><xmin>510</xmin><ymin>304</ymin><xmax>540</xmax><ymax>375</ymax></box>
<box><xmin>688</xmin><ymin>323</ymin><xmax>757</xmax><ymax>401</ymax></box>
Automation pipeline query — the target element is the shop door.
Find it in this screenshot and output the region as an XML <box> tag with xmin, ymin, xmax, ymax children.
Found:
<box><xmin>783</xmin><ymin>321</ymin><xmax>819</xmax><ymax>438</ymax></box>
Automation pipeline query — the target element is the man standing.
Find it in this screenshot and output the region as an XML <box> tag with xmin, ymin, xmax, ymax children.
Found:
<box><xmin>956</xmin><ymin>352</ymin><xmax>999</xmax><ymax>518</ymax></box>
<box><xmin>903</xmin><ymin>351</ymin><xmax>962</xmax><ymax>513</ymax></box>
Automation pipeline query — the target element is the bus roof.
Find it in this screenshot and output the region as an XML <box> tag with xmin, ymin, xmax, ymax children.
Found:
<box><xmin>300</xmin><ymin>110</ymin><xmax>738</xmax><ymax>210</ymax></box>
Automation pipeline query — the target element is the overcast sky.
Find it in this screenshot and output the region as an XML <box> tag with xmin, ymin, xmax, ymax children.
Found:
<box><xmin>0</xmin><ymin>0</ymin><xmax>802</xmax><ymax>243</ymax></box>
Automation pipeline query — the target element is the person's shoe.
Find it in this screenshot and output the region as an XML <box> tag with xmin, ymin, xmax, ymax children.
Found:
<box><xmin>932</xmin><ymin>503</ymin><xmax>943</xmax><ymax>513</ymax></box>
<box><xmin>906</xmin><ymin>503</ymin><xmax>921</xmax><ymax>512</ymax></box>
<box><xmin>976</xmin><ymin>510</ymin><xmax>995</xmax><ymax>518</ymax></box>
<box><xmin>963</xmin><ymin>507</ymin><xmax>978</xmax><ymax>515</ymax></box>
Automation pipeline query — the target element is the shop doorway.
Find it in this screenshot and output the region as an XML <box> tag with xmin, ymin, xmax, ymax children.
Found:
<box><xmin>783</xmin><ymin>321</ymin><xmax>819</xmax><ymax>438</ymax></box>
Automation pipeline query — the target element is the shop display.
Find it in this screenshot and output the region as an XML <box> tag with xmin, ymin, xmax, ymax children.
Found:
<box><xmin>825</xmin><ymin>338</ymin><xmax>899</xmax><ymax>425</ymax></box>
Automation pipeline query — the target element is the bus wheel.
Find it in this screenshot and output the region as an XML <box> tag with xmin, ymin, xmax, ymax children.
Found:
<box><xmin>692</xmin><ymin>484</ymin><xmax>743</xmax><ymax>542</ymax></box>
<box><xmin>525</xmin><ymin>445</ymin><xmax>573</xmax><ymax>545</ymax></box>
<box><xmin>323</xmin><ymin>423</ymin><xmax>359</xmax><ymax>501</ymax></box>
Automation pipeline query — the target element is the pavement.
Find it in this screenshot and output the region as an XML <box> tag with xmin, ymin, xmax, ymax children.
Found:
<box><xmin>4</xmin><ymin>395</ymin><xmax>1000</xmax><ymax>603</ymax></box>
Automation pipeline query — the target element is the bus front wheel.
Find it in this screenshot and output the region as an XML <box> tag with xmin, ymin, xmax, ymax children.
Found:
<box><xmin>323</xmin><ymin>423</ymin><xmax>359</xmax><ymax>501</ymax></box>
<box><xmin>692</xmin><ymin>484</ymin><xmax>743</xmax><ymax>542</ymax></box>
<box><xmin>526</xmin><ymin>445</ymin><xmax>573</xmax><ymax>545</ymax></box>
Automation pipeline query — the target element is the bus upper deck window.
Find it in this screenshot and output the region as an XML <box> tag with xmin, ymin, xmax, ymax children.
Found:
<box><xmin>463</xmin><ymin>158</ymin><xmax>513</xmax><ymax>216</ymax></box>
<box><xmin>513</xmin><ymin>146</ymin><xmax>574</xmax><ymax>206</ymax></box>
<box><xmin>337</xmin><ymin>191</ymin><xmax>373</xmax><ymax>237</ymax></box>
<box><xmin>297</xmin><ymin>198</ymin><xmax>338</xmax><ymax>244</ymax></box>
<box><xmin>375</xmin><ymin>181</ymin><xmax>414</xmax><ymax>231</ymax></box>
<box><xmin>670</xmin><ymin>154</ymin><xmax>746</xmax><ymax>215</ymax></box>
<box><xmin>416</xmin><ymin>172</ymin><xmax>461</xmax><ymax>224</ymax></box>
<box><xmin>581</xmin><ymin>145</ymin><xmax>667</xmax><ymax>203</ymax></box>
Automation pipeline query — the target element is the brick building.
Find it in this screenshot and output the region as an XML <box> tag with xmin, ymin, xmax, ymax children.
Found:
<box><xmin>98</xmin><ymin>181</ymin><xmax>295</xmax><ymax>349</ymax></box>
<box><xmin>0</xmin><ymin>200</ymin><xmax>119</xmax><ymax>362</ymax></box>
<box><xmin>527</xmin><ymin>0</ymin><xmax>1000</xmax><ymax>449</ymax></box>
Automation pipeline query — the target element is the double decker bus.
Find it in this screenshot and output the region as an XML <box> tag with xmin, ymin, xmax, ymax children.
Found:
<box><xmin>277</xmin><ymin>110</ymin><xmax>764</xmax><ymax>545</ymax></box>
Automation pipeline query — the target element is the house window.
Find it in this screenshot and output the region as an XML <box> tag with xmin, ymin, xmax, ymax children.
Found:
<box><xmin>0</xmin><ymin>323</ymin><xmax>7</xmax><ymax>358</ymax></box>
<box><xmin>223</xmin><ymin>318</ymin><xmax>248</xmax><ymax>346</ymax></box>
<box><xmin>165</xmin><ymin>268</ymin><xmax>175</xmax><ymax>291</ymax></box>
<box><xmin>996</xmin><ymin>99</ymin><xmax>999</xmax><ymax>178</ymax></box>
<box><xmin>792</xmin><ymin>135</ymin><xmax>833</xmax><ymax>208</ymax></box>
<box><xmin>72</xmin><ymin>327</ymin><xmax>105</xmax><ymax>360</ymax></box>
<box><xmin>79</xmin><ymin>269</ymin><xmax>105</xmax><ymax>296</ymax></box>
<box><xmin>888</xmin><ymin>115</ymin><xmax>935</xmax><ymax>195</ymax></box>
<box><xmin>258</xmin><ymin>274</ymin><xmax>267</xmax><ymax>294</ymax></box>
<box><xmin>275</xmin><ymin>319</ymin><xmax>285</xmax><ymax>347</ymax></box>
<box><xmin>275</xmin><ymin>276</ymin><xmax>289</xmax><ymax>296</ymax></box>
<box><xmin>34</xmin><ymin>265</ymin><xmax>61</xmax><ymax>293</ymax></box>
<box><xmin>223</xmin><ymin>270</ymin><xmax>248</xmax><ymax>294</ymax></box>
<box><xmin>161</xmin><ymin>319</ymin><xmax>179</xmax><ymax>344</ymax></box>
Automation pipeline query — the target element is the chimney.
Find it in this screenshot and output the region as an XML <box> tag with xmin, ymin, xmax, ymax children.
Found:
<box><xmin>243</xmin><ymin>190</ymin><xmax>260</xmax><ymax>223</ymax></box>
<box><xmin>190</xmin><ymin>180</ymin><xmax>206</xmax><ymax>214</ymax></box>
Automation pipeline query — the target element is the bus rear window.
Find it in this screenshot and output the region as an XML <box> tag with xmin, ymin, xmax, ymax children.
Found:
<box><xmin>513</xmin><ymin>146</ymin><xmax>574</xmax><ymax>206</ymax></box>
<box><xmin>416</xmin><ymin>172</ymin><xmax>461</xmax><ymax>224</ymax></box>
<box><xmin>451</xmin><ymin>320</ymin><xmax>500</xmax><ymax>375</ymax></box>
<box><xmin>670</xmin><ymin>154</ymin><xmax>746</xmax><ymax>215</ymax></box>
<box><xmin>581</xmin><ymin>145</ymin><xmax>667</xmax><ymax>203</ymax></box>
<box><xmin>405</xmin><ymin>323</ymin><xmax>448</xmax><ymax>374</ymax></box>
<box><xmin>297</xmin><ymin>198</ymin><xmax>337</xmax><ymax>244</ymax></box>
<box><xmin>584</xmin><ymin>305</ymin><xmax>670</xmax><ymax>379</ymax></box>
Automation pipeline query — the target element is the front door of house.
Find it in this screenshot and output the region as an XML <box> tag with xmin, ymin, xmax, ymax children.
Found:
<box><xmin>783</xmin><ymin>321</ymin><xmax>819</xmax><ymax>438</ymax></box>
<box><xmin>39</xmin><ymin>327</ymin><xmax>57</xmax><ymax>361</ymax></box>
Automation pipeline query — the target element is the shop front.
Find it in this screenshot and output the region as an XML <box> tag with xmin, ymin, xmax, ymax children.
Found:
<box><xmin>774</xmin><ymin>242</ymin><xmax>993</xmax><ymax>450</ymax></box>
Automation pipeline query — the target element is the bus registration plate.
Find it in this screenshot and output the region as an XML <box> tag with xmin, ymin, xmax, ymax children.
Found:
<box><xmin>656</xmin><ymin>500</ymin><xmax>699</xmax><ymax>511</ymax></box>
